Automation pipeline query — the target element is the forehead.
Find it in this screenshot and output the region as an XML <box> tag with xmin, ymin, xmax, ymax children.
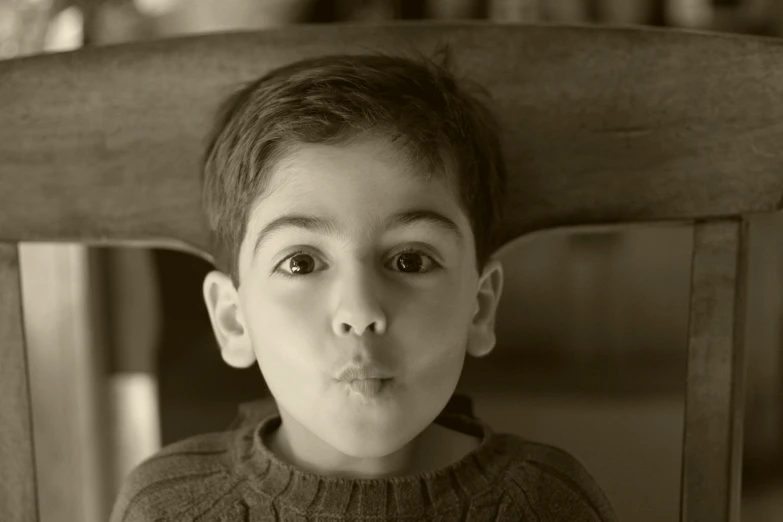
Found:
<box><xmin>243</xmin><ymin>139</ymin><xmax>470</xmax><ymax>256</ymax></box>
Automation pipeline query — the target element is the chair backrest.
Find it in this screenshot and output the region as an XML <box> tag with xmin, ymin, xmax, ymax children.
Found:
<box><xmin>2</xmin><ymin>21</ymin><xmax>782</xmax><ymax>522</ymax></box>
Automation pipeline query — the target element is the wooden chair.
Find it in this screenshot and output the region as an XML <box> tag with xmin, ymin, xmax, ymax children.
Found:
<box><xmin>2</xmin><ymin>21</ymin><xmax>782</xmax><ymax>522</ymax></box>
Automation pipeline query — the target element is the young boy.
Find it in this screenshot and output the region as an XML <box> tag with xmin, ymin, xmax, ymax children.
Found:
<box><xmin>110</xmin><ymin>50</ymin><xmax>619</xmax><ymax>521</ymax></box>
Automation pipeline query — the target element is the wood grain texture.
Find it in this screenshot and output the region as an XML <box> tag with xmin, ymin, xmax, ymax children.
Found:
<box><xmin>18</xmin><ymin>244</ymin><xmax>112</xmax><ymax>522</ymax></box>
<box><xmin>1</xmin><ymin>22</ymin><xmax>783</xmax><ymax>262</ymax></box>
<box><xmin>681</xmin><ymin>219</ymin><xmax>749</xmax><ymax>522</ymax></box>
<box><xmin>0</xmin><ymin>243</ymin><xmax>39</xmax><ymax>522</ymax></box>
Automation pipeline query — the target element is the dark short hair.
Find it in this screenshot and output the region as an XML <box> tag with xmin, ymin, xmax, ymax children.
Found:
<box><xmin>201</xmin><ymin>48</ymin><xmax>507</xmax><ymax>288</ymax></box>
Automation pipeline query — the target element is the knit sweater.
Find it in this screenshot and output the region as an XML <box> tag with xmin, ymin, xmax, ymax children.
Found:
<box><xmin>110</xmin><ymin>399</ymin><xmax>618</xmax><ymax>521</ymax></box>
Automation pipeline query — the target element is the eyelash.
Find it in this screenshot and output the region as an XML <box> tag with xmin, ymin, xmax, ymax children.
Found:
<box><xmin>272</xmin><ymin>247</ymin><xmax>441</xmax><ymax>280</ymax></box>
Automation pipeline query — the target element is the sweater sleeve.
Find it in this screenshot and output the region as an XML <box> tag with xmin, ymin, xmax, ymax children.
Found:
<box><xmin>109</xmin><ymin>461</ymin><xmax>153</xmax><ymax>522</ymax></box>
<box><xmin>109</xmin><ymin>457</ymin><xmax>165</xmax><ymax>522</ymax></box>
<box><xmin>108</xmin><ymin>433</ymin><xmax>238</xmax><ymax>522</ymax></box>
<box><xmin>526</xmin><ymin>445</ymin><xmax>619</xmax><ymax>522</ymax></box>
<box><xmin>109</xmin><ymin>461</ymin><xmax>237</xmax><ymax>522</ymax></box>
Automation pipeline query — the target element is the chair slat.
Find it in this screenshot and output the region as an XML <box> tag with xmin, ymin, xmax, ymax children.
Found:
<box><xmin>0</xmin><ymin>242</ymin><xmax>39</xmax><ymax>522</ymax></box>
<box><xmin>1</xmin><ymin>24</ymin><xmax>783</xmax><ymax>258</ymax></box>
<box><xmin>680</xmin><ymin>219</ymin><xmax>749</xmax><ymax>522</ymax></box>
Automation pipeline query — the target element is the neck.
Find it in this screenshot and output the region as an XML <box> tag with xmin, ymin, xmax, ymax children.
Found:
<box><xmin>266</xmin><ymin>416</ymin><xmax>467</xmax><ymax>479</ymax></box>
<box><xmin>234</xmin><ymin>411</ymin><xmax>505</xmax><ymax>520</ymax></box>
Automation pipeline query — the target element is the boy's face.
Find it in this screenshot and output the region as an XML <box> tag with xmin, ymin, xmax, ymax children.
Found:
<box><xmin>203</xmin><ymin>135</ymin><xmax>504</xmax><ymax>477</ymax></box>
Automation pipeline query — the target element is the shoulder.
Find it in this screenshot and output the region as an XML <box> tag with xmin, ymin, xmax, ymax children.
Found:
<box><xmin>109</xmin><ymin>427</ymin><xmax>251</xmax><ymax>522</ymax></box>
<box><xmin>495</xmin><ymin>434</ymin><xmax>619</xmax><ymax>522</ymax></box>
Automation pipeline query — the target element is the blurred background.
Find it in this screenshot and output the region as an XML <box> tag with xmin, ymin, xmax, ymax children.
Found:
<box><xmin>3</xmin><ymin>1</ymin><xmax>783</xmax><ymax>521</ymax></box>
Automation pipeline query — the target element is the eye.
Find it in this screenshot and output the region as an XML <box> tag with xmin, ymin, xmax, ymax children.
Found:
<box><xmin>272</xmin><ymin>247</ymin><xmax>442</xmax><ymax>280</ymax></box>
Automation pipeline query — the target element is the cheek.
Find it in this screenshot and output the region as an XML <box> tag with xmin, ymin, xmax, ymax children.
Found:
<box><xmin>244</xmin><ymin>290</ymin><xmax>326</xmax><ymax>372</ymax></box>
<box><xmin>252</xmin><ymin>283</ymin><xmax>325</xmax><ymax>330</ymax></box>
<box><xmin>401</xmin><ymin>293</ymin><xmax>470</xmax><ymax>373</ymax></box>
<box><xmin>408</xmin><ymin>284</ymin><xmax>469</xmax><ymax>336</ymax></box>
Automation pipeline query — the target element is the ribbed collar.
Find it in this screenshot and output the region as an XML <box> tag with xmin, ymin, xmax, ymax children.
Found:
<box><xmin>233</xmin><ymin>411</ymin><xmax>514</xmax><ymax>518</ymax></box>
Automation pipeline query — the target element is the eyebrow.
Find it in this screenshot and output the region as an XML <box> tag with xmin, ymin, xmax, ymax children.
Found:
<box><xmin>253</xmin><ymin>209</ymin><xmax>463</xmax><ymax>259</ymax></box>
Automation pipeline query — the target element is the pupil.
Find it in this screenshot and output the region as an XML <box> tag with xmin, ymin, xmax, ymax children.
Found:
<box><xmin>290</xmin><ymin>255</ymin><xmax>311</xmax><ymax>274</ymax></box>
<box><xmin>398</xmin><ymin>253</ymin><xmax>422</xmax><ymax>272</ymax></box>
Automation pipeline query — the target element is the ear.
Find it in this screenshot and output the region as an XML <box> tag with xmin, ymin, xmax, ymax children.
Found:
<box><xmin>202</xmin><ymin>270</ymin><xmax>256</xmax><ymax>368</ymax></box>
<box><xmin>466</xmin><ymin>256</ymin><xmax>504</xmax><ymax>359</ymax></box>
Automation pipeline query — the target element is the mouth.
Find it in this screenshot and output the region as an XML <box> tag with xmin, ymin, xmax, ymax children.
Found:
<box><xmin>336</xmin><ymin>363</ymin><xmax>395</xmax><ymax>382</ymax></box>
<box><xmin>345</xmin><ymin>377</ymin><xmax>394</xmax><ymax>397</ymax></box>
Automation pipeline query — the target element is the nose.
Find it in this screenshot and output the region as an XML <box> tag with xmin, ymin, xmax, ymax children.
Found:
<box><xmin>337</xmin><ymin>320</ymin><xmax>383</xmax><ymax>336</ymax></box>
<box><xmin>332</xmin><ymin>267</ymin><xmax>387</xmax><ymax>336</ymax></box>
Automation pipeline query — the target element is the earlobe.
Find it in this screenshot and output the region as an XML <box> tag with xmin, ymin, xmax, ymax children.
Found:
<box><xmin>202</xmin><ymin>270</ymin><xmax>257</xmax><ymax>369</ymax></box>
<box><xmin>466</xmin><ymin>257</ymin><xmax>504</xmax><ymax>359</ymax></box>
